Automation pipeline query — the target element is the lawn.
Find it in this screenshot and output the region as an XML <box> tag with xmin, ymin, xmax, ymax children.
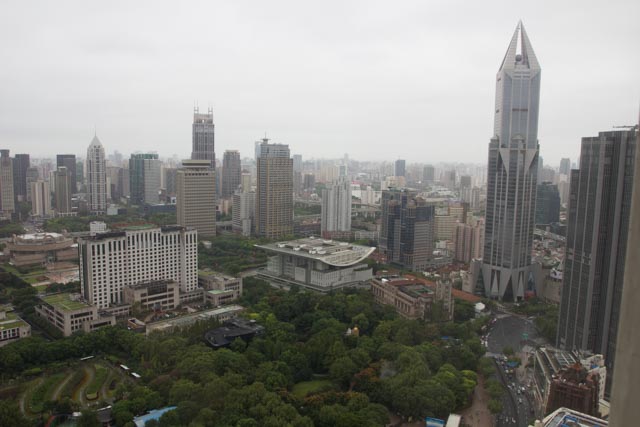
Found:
<box><xmin>85</xmin><ymin>365</ymin><xmax>109</xmax><ymax>400</ymax></box>
<box><xmin>291</xmin><ymin>380</ymin><xmax>334</xmax><ymax>398</ymax></box>
<box><xmin>29</xmin><ymin>373</ymin><xmax>66</xmax><ymax>413</ymax></box>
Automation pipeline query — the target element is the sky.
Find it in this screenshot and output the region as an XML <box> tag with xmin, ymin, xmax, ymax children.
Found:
<box><xmin>0</xmin><ymin>1</ymin><xmax>638</xmax><ymax>166</ymax></box>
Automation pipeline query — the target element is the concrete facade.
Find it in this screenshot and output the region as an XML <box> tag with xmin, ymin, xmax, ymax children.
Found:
<box><xmin>176</xmin><ymin>159</ymin><xmax>216</xmax><ymax>237</ymax></box>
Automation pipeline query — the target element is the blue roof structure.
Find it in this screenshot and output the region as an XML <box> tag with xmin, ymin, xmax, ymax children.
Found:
<box><xmin>133</xmin><ymin>406</ymin><xmax>177</xmax><ymax>427</ymax></box>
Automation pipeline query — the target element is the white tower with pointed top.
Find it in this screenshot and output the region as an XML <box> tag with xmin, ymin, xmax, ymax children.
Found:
<box><xmin>86</xmin><ymin>135</ymin><xmax>107</xmax><ymax>214</ymax></box>
<box><xmin>477</xmin><ymin>22</ymin><xmax>541</xmax><ymax>301</ymax></box>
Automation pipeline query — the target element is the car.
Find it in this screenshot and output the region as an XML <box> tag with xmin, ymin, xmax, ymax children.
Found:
<box><xmin>519</xmin><ymin>398</ymin><xmax>523</xmax><ymax>404</ymax></box>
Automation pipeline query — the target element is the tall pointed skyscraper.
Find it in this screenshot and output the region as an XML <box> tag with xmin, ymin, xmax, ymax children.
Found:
<box><xmin>474</xmin><ymin>22</ymin><xmax>541</xmax><ymax>300</ymax></box>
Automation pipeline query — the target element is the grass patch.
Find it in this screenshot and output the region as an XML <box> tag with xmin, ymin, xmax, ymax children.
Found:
<box><xmin>85</xmin><ymin>365</ymin><xmax>109</xmax><ymax>401</ymax></box>
<box><xmin>29</xmin><ymin>373</ymin><xmax>66</xmax><ymax>413</ymax></box>
<box><xmin>33</xmin><ymin>284</ymin><xmax>49</xmax><ymax>293</ymax></box>
<box><xmin>60</xmin><ymin>369</ymin><xmax>86</xmax><ymax>400</ymax></box>
<box><xmin>291</xmin><ymin>380</ymin><xmax>334</xmax><ymax>398</ymax></box>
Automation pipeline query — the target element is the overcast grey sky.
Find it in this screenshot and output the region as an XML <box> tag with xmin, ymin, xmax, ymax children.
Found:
<box><xmin>0</xmin><ymin>0</ymin><xmax>638</xmax><ymax>165</ymax></box>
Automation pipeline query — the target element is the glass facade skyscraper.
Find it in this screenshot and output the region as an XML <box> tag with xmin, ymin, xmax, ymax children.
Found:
<box><xmin>477</xmin><ymin>22</ymin><xmax>541</xmax><ymax>300</ymax></box>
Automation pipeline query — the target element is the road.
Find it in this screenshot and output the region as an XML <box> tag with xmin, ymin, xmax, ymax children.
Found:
<box><xmin>486</xmin><ymin>312</ymin><xmax>540</xmax><ymax>427</ymax></box>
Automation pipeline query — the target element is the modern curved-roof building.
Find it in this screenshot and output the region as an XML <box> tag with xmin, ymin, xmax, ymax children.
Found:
<box><xmin>256</xmin><ymin>237</ymin><xmax>375</xmax><ymax>292</ymax></box>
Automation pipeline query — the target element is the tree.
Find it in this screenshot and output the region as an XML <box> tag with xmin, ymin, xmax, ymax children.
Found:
<box><xmin>0</xmin><ymin>401</ymin><xmax>29</xmax><ymax>427</ymax></box>
<box><xmin>329</xmin><ymin>356</ymin><xmax>359</xmax><ymax>388</ymax></box>
<box><xmin>488</xmin><ymin>398</ymin><xmax>503</xmax><ymax>414</ymax></box>
<box><xmin>77</xmin><ymin>409</ymin><xmax>101</xmax><ymax>427</ymax></box>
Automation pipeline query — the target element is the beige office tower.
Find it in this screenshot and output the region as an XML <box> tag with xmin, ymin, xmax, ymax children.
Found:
<box><xmin>255</xmin><ymin>140</ymin><xmax>293</xmax><ymax>239</ymax></box>
<box><xmin>30</xmin><ymin>180</ymin><xmax>52</xmax><ymax>217</ymax></box>
<box><xmin>54</xmin><ymin>167</ymin><xmax>72</xmax><ymax>214</ymax></box>
<box><xmin>176</xmin><ymin>159</ymin><xmax>216</xmax><ymax>237</ymax></box>
<box><xmin>241</xmin><ymin>172</ymin><xmax>252</xmax><ymax>192</ymax></box>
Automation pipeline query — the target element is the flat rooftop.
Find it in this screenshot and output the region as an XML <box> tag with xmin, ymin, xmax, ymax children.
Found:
<box><xmin>0</xmin><ymin>310</ymin><xmax>28</xmax><ymax>331</ymax></box>
<box><xmin>256</xmin><ymin>237</ymin><xmax>375</xmax><ymax>267</ymax></box>
<box><xmin>198</xmin><ymin>270</ymin><xmax>238</xmax><ymax>280</ymax></box>
<box><xmin>41</xmin><ymin>293</ymin><xmax>91</xmax><ymax>311</ymax></box>
<box><xmin>541</xmin><ymin>407</ymin><xmax>607</xmax><ymax>427</ymax></box>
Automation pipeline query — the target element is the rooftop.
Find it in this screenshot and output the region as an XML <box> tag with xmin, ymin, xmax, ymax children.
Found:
<box><xmin>539</xmin><ymin>407</ymin><xmax>607</xmax><ymax>427</ymax></box>
<box><xmin>41</xmin><ymin>293</ymin><xmax>91</xmax><ymax>311</ymax></box>
<box><xmin>0</xmin><ymin>310</ymin><xmax>28</xmax><ymax>331</ymax></box>
<box><xmin>256</xmin><ymin>237</ymin><xmax>375</xmax><ymax>267</ymax></box>
<box><xmin>204</xmin><ymin>318</ymin><xmax>265</xmax><ymax>348</ymax></box>
<box><xmin>198</xmin><ymin>270</ymin><xmax>238</xmax><ymax>280</ymax></box>
<box><xmin>133</xmin><ymin>406</ymin><xmax>177</xmax><ymax>427</ymax></box>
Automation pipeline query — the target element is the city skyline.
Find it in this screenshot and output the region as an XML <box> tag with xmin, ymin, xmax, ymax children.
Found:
<box><xmin>1</xmin><ymin>2</ymin><xmax>638</xmax><ymax>164</ymax></box>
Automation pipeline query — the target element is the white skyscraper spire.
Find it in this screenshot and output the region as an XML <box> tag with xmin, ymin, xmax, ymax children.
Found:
<box><xmin>473</xmin><ymin>22</ymin><xmax>542</xmax><ymax>301</ymax></box>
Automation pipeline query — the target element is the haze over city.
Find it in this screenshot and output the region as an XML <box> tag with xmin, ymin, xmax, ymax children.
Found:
<box><xmin>1</xmin><ymin>0</ymin><xmax>638</xmax><ymax>163</ymax></box>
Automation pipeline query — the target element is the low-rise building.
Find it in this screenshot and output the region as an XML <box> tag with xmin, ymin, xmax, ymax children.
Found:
<box><xmin>198</xmin><ymin>270</ymin><xmax>243</xmax><ymax>293</ymax></box>
<box><xmin>5</xmin><ymin>232</ymin><xmax>77</xmax><ymax>267</ymax></box>
<box><xmin>256</xmin><ymin>237</ymin><xmax>374</xmax><ymax>292</ymax></box>
<box><xmin>123</xmin><ymin>280</ymin><xmax>180</xmax><ymax>311</ymax></box>
<box><xmin>0</xmin><ymin>307</ymin><xmax>31</xmax><ymax>347</ymax></box>
<box><xmin>35</xmin><ymin>293</ymin><xmax>115</xmax><ymax>337</ymax></box>
<box><xmin>371</xmin><ymin>275</ymin><xmax>453</xmax><ymax>321</ymax></box>
<box><xmin>533</xmin><ymin>347</ymin><xmax>606</xmax><ymax>418</ymax></box>
<box><xmin>204</xmin><ymin>318</ymin><xmax>265</xmax><ymax>348</ymax></box>
<box><xmin>145</xmin><ymin>305</ymin><xmax>244</xmax><ymax>336</ymax></box>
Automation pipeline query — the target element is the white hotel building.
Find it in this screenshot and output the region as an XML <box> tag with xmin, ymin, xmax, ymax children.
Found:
<box><xmin>78</xmin><ymin>224</ymin><xmax>198</xmax><ymax>309</ymax></box>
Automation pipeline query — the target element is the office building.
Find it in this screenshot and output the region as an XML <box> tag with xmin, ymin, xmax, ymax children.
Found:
<box><xmin>380</xmin><ymin>189</ymin><xmax>435</xmax><ymax>271</ymax></box>
<box><xmin>255</xmin><ymin>140</ymin><xmax>293</xmax><ymax>239</ymax></box>
<box><xmin>459</xmin><ymin>175</ymin><xmax>471</xmax><ymax>190</ymax></box>
<box><xmin>123</xmin><ymin>280</ymin><xmax>180</xmax><ymax>311</ymax></box>
<box><xmin>129</xmin><ymin>153</ymin><xmax>161</xmax><ymax>205</ymax></box>
<box><xmin>0</xmin><ymin>150</ymin><xmax>15</xmax><ymax>218</ymax></box>
<box><xmin>394</xmin><ymin>159</ymin><xmax>406</xmax><ymax>177</ymax></box>
<box><xmin>176</xmin><ymin>159</ymin><xmax>216</xmax><ymax>237</ymax></box>
<box><xmin>0</xmin><ymin>307</ymin><xmax>31</xmax><ymax>347</ymax></box>
<box><xmin>12</xmin><ymin>154</ymin><xmax>30</xmax><ymax>203</ymax></box>
<box><xmin>321</xmin><ymin>176</ymin><xmax>352</xmax><ymax>239</ymax></box>
<box><xmin>475</xmin><ymin>22</ymin><xmax>541</xmax><ymax>301</ymax></box>
<box><xmin>608</xmin><ymin>116</ymin><xmax>640</xmax><ymax>426</ymax></box>
<box><xmin>86</xmin><ymin>135</ymin><xmax>107</xmax><ymax>214</ymax></box>
<box><xmin>257</xmin><ymin>237</ymin><xmax>374</xmax><ymax>292</ymax></box>
<box><xmin>423</xmin><ymin>165</ymin><xmax>435</xmax><ymax>184</ymax></box>
<box><xmin>191</xmin><ymin>107</ymin><xmax>215</xmax><ymax>168</ymax></box>
<box><xmin>221</xmin><ymin>150</ymin><xmax>241</xmax><ymax>199</ymax></box>
<box><xmin>232</xmin><ymin>190</ymin><xmax>255</xmax><ymax>237</ymax></box>
<box><xmin>198</xmin><ymin>270</ymin><xmax>243</xmax><ymax>307</ymax></box>
<box><xmin>78</xmin><ymin>224</ymin><xmax>198</xmax><ymax>309</ymax></box>
<box><xmin>25</xmin><ymin>167</ymin><xmax>39</xmax><ymax>202</ymax></box>
<box><xmin>163</xmin><ymin>167</ymin><xmax>177</xmax><ymax>197</ymax></box>
<box><xmin>293</xmin><ymin>154</ymin><xmax>303</xmax><ymax>173</ymax></box>
<box><xmin>536</xmin><ymin>182</ymin><xmax>560</xmax><ymax>225</ymax></box>
<box><xmin>56</xmin><ymin>154</ymin><xmax>77</xmax><ymax>194</ymax></box>
<box><xmin>54</xmin><ymin>167</ymin><xmax>72</xmax><ymax>214</ymax></box>
<box><xmin>557</xmin><ymin>127</ymin><xmax>637</xmax><ymax>396</ymax></box>
<box><xmin>30</xmin><ymin>180</ymin><xmax>52</xmax><ymax>217</ymax></box>
<box><xmin>35</xmin><ymin>293</ymin><xmax>115</xmax><ymax>337</ymax></box>
<box><xmin>455</xmin><ymin>218</ymin><xmax>484</xmax><ymax>264</ymax></box>
<box><xmin>559</xmin><ymin>158</ymin><xmax>571</xmax><ymax>176</ymax></box>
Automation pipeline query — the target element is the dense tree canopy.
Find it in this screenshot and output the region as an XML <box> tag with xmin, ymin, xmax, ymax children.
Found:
<box><xmin>0</xmin><ymin>280</ymin><xmax>490</xmax><ymax>425</ymax></box>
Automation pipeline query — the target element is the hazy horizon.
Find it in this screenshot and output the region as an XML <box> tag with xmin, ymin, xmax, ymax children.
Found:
<box><xmin>1</xmin><ymin>1</ymin><xmax>638</xmax><ymax>164</ymax></box>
